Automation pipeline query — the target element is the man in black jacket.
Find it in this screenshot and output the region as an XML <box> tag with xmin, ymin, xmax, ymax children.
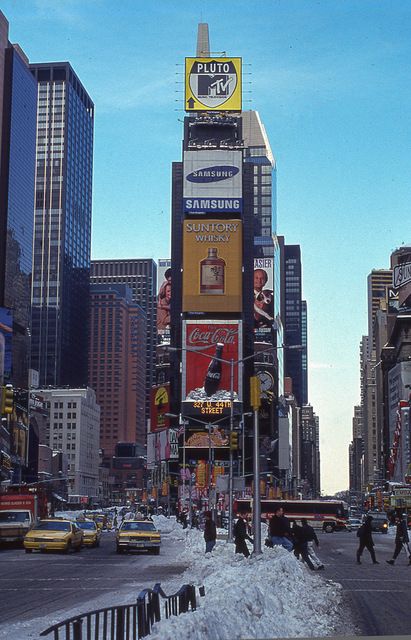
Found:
<box><xmin>233</xmin><ymin>515</ymin><xmax>253</xmax><ymax>557</ymax></box>
<box><xmin>356</xmin><ymin>515</ymin><xmax>379</xmax><ymax>564</ymax></box>
<box><xmin>269</xmin><ymin>506</ymin><xmax>293</xmax><ymax>551</ymax></box>
<box><xmin>386</xmin><ymin>514</ymin><xmax>411</xmax><ymax>565</ymax></box>
<box><xmin>204</xmin><ymin>511</ymin><xmax>217</xmax><ymax>553</ymax></box>
<box><xmin>301</xmin><ymin>519</ymin><xmax>324</xmax><ymax>570</ymax></box>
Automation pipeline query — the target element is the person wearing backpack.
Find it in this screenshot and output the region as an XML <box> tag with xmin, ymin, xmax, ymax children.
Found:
<box><xmin>386</xmin><ymin>514</ymin><xmax>411</xmax><ymax>566</ymax></box>
<box><xmin>301</xmin><ymin>519</ymin><xmax>324</xmax><ymax>570</ymax></box>
<box><xmin>356</xmin><ymin>515</ymin><xmax>379</xmax><ymax>564</ymax></box>
<box><xmin>290</xmin><ymin>520</ymin><xmax>316</xmax><ymax>570</ymax></box>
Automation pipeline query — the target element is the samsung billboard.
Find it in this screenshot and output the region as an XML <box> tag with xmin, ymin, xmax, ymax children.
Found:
<box><xmin>183</xmin><ymin>150</ymin><xmax>242</xmax><ymax>215</ymax></box>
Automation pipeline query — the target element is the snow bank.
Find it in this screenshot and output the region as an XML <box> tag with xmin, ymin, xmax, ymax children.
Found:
<box><xmin>149</xmin><ymin>525</ymin><xmax>350</xmax><ymax>639</ymax></box>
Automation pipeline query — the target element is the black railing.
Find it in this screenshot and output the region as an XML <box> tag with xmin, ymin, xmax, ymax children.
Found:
<box><xmin>40</xmin><ymin>582</ymin><xmax>203</xmax><ymax>640</ymax></box>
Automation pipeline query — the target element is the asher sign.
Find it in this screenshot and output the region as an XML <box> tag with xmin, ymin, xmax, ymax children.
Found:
<box><xmin>185</xmin><ymin>57</ymin><xmax>242</xmax><ymax>112</ymax></box>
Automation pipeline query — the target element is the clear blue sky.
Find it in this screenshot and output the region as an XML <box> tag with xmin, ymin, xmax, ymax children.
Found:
<box><xmin>3</xmin><ymin>0</ymin><xmax>411</xmax><ymax>494</ymax></box>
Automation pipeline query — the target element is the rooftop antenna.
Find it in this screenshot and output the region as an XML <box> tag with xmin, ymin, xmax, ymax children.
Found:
<box><xmin>197</xmin><ymin>23</ymin><xmax>210</xmax><ymax>57</ymax></box>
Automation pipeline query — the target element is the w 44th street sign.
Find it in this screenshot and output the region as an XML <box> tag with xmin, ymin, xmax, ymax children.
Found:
<box><xmin>185</xmin><ymin>58</ymin><xmax>242</xmax><ymax>112</ymax></box>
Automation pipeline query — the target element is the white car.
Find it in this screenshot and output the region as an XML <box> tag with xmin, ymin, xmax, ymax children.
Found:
<box><xmin>347</xmin><ymin>517</ymin><xmax>362</xmax><ymax>532</ymax></box>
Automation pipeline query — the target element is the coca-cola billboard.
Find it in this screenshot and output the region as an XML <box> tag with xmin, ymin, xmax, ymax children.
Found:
<box><xmin>182</xmin><ymin>320</ymin><xmax>243</xmax><ymax>418</ymax></box>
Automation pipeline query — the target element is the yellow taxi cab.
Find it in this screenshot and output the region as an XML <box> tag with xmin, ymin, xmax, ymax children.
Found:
<box><xmin>76</xmin><ymin>520</ymin><xmax>101</xmax><ymax>547</ymax></box>
<box><xmin>116</xmin><ymin>519</ymin><xmax>161</xmax><ymax>554</ymax></box>
<box><xmin>23</xmin><ymin>519</ymin><xmax>83</xmax><ymax>553</ymax></box>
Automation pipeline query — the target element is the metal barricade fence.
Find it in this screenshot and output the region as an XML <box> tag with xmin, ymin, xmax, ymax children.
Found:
<box><xmin>40</xmin><ymin>582</ymin><xmax>203</xmax><ymax>640</ymax></box>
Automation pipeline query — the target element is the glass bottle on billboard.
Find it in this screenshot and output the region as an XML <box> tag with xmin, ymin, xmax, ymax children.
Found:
<box><xmin>200</xmin><ymin>248</ymin><xmax>225</xmax><ymax>294</ymax></box>
<box><xmin>204</xmin><ymin>343</ymin><xmax>223</xmax><ymax>396</ymax></box>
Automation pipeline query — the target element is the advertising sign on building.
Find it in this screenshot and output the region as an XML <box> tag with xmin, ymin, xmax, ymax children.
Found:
<box><xmin>181</xmin><ymin>320</ymin><xmax>242</xmax><ymax>418</ymax></box>
<box><xmin>146</xmin><ymin>428</ymin><xmax>177</xmax><ymax>466</ymax></box>
<box><xmin>184</xmin><ymin>426</ymin><xmax>229</xmax><ymax>448</ymax></box>
<box><xmin>157</xmin><ymin>259</ymin><xmax>171</xmax><ymax>335</ymax></box>
<box><xmin>183</xmin><ymin>150</ymin><xmax>242</xmax><ymax>215</ymax></box>
<box><xmin>182</xmin><ymin>219</ymin><xmax>242</xmax><ymax>312</ymax></box>
<box><xmin>185</xmin><ymin>57</ymin><xmax>242</xmax><ymax>112</ymax></box>
<box><xmin>387</xmin><ymin>361</ymin><xmax>411</xmax><ymax>481</ymax></box>
<box><xmin>386</xmin><ymin>286</ymin><xmax>400</xmax><ymax>315</ymax></box>
<box><xmin>253</xmin><ymin>258</ymin><xmax>274</xmax><ymax>332</ymax></box>
<box><xmin>393</xmin><ymin>261</ymin><xmax>411</xmax><ymax>312</ymax></box>
<box><xmin>150</xmin><ymin>384</ymin><xmax>170</xmax><ymax>432</ymax></box>
<box><xmin>0</xmin><ymin>308</ymin><xmax>13</xmax><ymax>384</ymax></box>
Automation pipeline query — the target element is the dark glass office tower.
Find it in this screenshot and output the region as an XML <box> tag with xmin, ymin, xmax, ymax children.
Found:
<box><xmin>29</xmin><ymin>63</ymin><xmax>94</xmax><ymax>387</ymax></box>
<box><xmin>0</xmin><ymin>14</ymin><xmax>37</xmax><ymax>388</ymax></box>
<box><xmin>301</xmin><ymin>300</ymin><xmax>308</xmax><ymax>405</ymax></box>
<box><xmin>281</xmin><ymin>242</ymin><xmax>304</xmax><ymax>408</ymax></box>
<box><xmin>90</xmin><ymin>259</ymin><xmax>157</xmax><ymax>428</ymax></box>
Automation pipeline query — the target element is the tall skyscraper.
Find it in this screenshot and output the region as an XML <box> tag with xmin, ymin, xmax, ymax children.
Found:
<box><xmin>301</xmin><ymin>404</ymin><xmax>320</xmax><ymax>498</ymax></box>
<box><xmin>89</xmin><ymin>283</ymin><xmax>146</xmax><ymax>455</ymax></box>
<box><xmin>349</xmin><ymin>405</ymin><xmax>363</xmax><ymax>494</ymax></box>
<box><xmin>301</xmin><ymin>300</ymin><xmax>308</xmax><ymax>404</ymax></box>
<box><xmin>30</xmin><ymin>63</ymin><xmax>94</xmax><ymax>387</ymax></box>
<box><xmin>90</xmin><ymin>259</ymin><xmax>157</xmax><ymax>427</ymax></box>
<box><xmin>367</xmin><ymin>269</ymin><xmax>392</xmax><ymax>356</ymax></box>
<box><xmin>0</xmin><ymin>13</ymin><xmax>37</xmax><ymax>388</ymax></box>
<box><xmin>281</xmin><ymin>243</ymin><xmax>304</xmax><ymax>408</ymax></box>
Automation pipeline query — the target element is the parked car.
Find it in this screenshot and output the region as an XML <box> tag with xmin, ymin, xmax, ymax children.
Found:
<box><xmin>116</xmin><ymin>519</ymin><xmax>161</xmax><ymax>554</ymax></box>
<box><xmin>347</xmin><ymin>517</ymin><xmax>362</xmax><ymax>532</ymax></box>
<box><xmin>76</xmin><ymin>520</ymin><xmax>101</xmax><ymax>547</ymax></box>
<box><xmin>24</xmin><ymin>519</ymin><xmax>84</xmax><ymax>553</ymax></box>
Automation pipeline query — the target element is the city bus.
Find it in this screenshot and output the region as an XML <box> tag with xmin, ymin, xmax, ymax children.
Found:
<box><xmin>233</xmin><ymin>498</ymin><xmax>349</xmax><ymax>533</ymax></box>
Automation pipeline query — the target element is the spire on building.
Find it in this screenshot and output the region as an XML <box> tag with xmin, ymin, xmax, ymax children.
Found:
<box><xmin>196</xmin><ymin>23</ymin><xmax>210</xmax><ymax>56</ymax></box>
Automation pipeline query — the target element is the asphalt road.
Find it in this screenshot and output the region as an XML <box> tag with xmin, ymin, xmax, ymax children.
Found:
<box><xmin>1</xmin><ymin>526</ymin><xmax>410</xmax><ymax>638</ymax></box>
<box><xmin>0</xmin><ymin>530</ymin><xmax>189</xmax><ymax>637</ymax></box>
<box><xmin>317</xmin><ymin>528</ymin><xmax>411</xmax><ymax>636</ymax></box>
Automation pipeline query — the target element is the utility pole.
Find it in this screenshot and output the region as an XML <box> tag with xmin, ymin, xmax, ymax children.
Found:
<box><xmin>250</xmin><ymin>376</ymin><xmax>262</xmax><ymax>555</ymax></box>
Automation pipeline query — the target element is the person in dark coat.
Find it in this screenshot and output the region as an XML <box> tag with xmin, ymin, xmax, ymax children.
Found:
<box><xmin>204</xmin><ymin>511</ymin><xmax>217</xmax><ymax>553</ymax></box>
<box><xmin>356</xmin><ymin>515</ymin><xmax>379</xmax><ymax>564</ymax></box>
<box><xmin>290</xmin><ymin>521</ymin><xmax>315</xmax><ymax>570</ymax></box>
<box><xmin>386</xmin><ymin>515</ymin><xmax>411</xmax><ymax>565</ymax></box>
<box><xmin>233</xmin><ymin>514</ymin><xmax>253</xmax><ymax>557</ymax></box>
<box><xmin>301</xmin><ymin>519</ymin><xmax>324</xmax><ymax>569</ymax></box>
<box><xmin>269</xmin><ymin>506</ymin><xmax>293</xmax><ymax>551</ymax></box>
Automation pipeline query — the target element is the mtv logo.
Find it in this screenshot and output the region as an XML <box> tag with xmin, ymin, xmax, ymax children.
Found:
<box><xmin>197</xmin><ymin>74</ymin><xmax>232</xmax><ymax>98</ymax></box>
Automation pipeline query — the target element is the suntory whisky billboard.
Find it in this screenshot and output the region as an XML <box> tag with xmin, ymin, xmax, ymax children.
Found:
<box><xmin>182</xmin><ymin>219</ymin><xmax>242</xmax><ymax>312</ymax></box>
<box><xmin>185</xmin><ymin>57</ymin><xmax>242</xmax><ymax>112</ymax></box>
<box><xmin>181</xmin><ymin>320</ymin><xmax>243</xmax><ymax>418</ymax></box>
<box><xmin>183</xmin><ymin>150</ymin><xmax>242</xmax><ymax>215</ymax></box>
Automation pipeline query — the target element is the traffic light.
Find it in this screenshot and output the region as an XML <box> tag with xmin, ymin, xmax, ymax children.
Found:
<box><xmin>250</xmin><ymin>376</ymin><xmax>261</xmax><ymax>410</ymax></box>
<box><xmin>1</xmin><ymin>385</ymin><xmax>13</xmax><ymax>415</ymax></box>
<box><xmin>230</xmin><ymin>431</ymin><xmax>239</xmax><ymax>451</ymax></box>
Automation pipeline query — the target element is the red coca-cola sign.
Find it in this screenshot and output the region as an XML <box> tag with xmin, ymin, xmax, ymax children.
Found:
<box><xmin>182</xmin><ymin>320</ymin><xmax>242</xmax><ymax>403</ymax></box>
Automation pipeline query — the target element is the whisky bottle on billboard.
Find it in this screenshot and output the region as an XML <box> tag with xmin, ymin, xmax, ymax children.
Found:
<box><xmin>200</xmin><ymin>248</ymin><xmax>225</xmax><ymax>294</ymax></box>
<box><xmin>204</xmin><ymin>343</ymin><xmax>223</xmax><ymax>396</ymax></box>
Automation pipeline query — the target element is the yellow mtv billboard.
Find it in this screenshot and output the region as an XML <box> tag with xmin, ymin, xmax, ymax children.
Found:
<box><xmin>185</xmin><ymin>58</ymin><xmax>242</xmax><ymax>112</ymax></box>
<box><xmin>182</xmin><ymin>219</ymin><xmax>242</xmax><ymax>312</ymax></box>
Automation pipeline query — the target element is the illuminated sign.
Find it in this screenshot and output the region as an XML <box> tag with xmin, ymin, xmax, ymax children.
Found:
<box><xmin>185</xmin><ymin>57</ymin><xmax>242</xmax><ymax>112</ymax></box>
<box><xmin>150</xmin><ymin>385</ymin><xmax>170</xmax><ymax>432</ymax></box>
<box><xmin>183</xmin><ymin>151</ymin><xmax>242</xmax><ymax>215</ymax></box>
<box><xmin>181</xmin><ymin>320</ymin><xmax>243</xmax><ymax>418</ymax></box>
<box><xmin>182</xmin><ymin>219</ymin><xmax>242</xmax><ymax>312</ymax></box>
<box><xmin>186</xmin><ymin>166</ymin><xmax>239</xmax><ymax>183</ymax></box>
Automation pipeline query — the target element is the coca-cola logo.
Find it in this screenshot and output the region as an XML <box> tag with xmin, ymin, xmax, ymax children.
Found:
<box><xmin>188</xmin><ymin>327</ymin><xmax>238</xmax><ymax>345</ymax></box>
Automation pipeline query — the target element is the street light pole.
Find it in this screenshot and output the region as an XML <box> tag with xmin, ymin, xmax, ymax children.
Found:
<box><xmin>228</xmin><ymin>357</ymin><xmax>234</xmax><ymax>542</ymax></box>
<box><xmin>250</xmin><ymin>375</ymin><xmax>262</xmax><ymax>555</ymax></box>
